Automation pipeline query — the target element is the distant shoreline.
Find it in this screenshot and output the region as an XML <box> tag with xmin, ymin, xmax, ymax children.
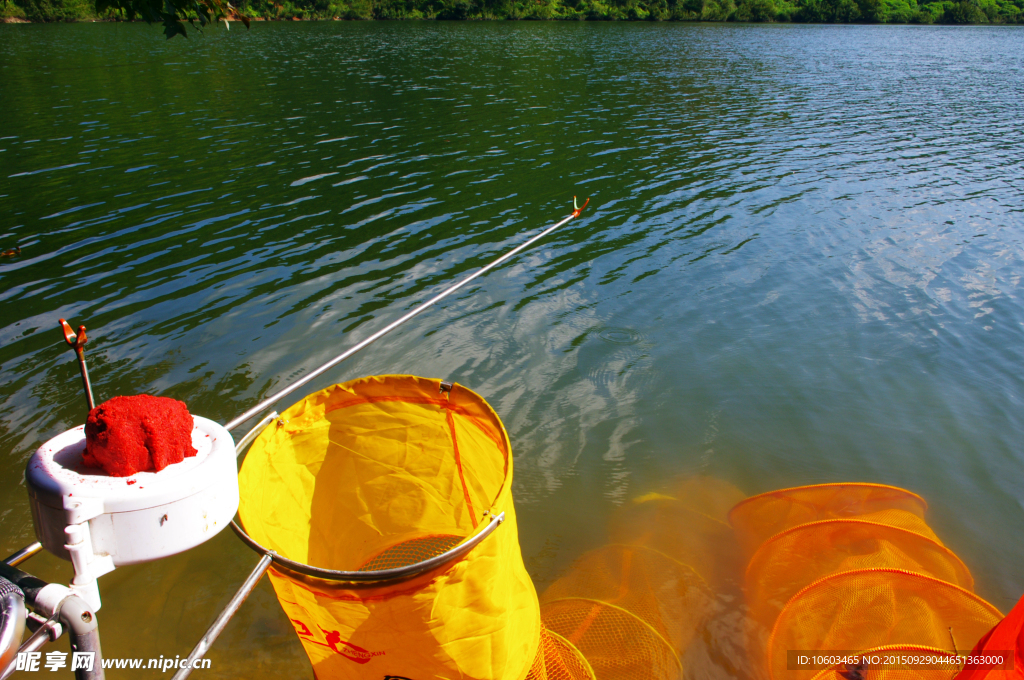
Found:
<box><xmin>5</xmin><ymin>16</ymin><xmax>1024</xmax><ymax>23</ymax></box>
<box><xmin>2</xmin><ymin>3</ymin><xmax>1022</xmax><ymax>24</ymax></box>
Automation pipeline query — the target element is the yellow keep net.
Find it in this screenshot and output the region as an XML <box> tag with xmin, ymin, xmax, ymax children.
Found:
<box><xmin>237</xmin><ymin>375</ymin><xmax>540</xmax><ymax>680</ymax></box>
<box><xmin>541</xmin><ymin>544</ymin><xmax>710</xmax><ymax>653</ymax></box>
<box><xmin>732</xmin><ymin>483</ymin><xmax>1003</xmax><ymax>680</ymax></box>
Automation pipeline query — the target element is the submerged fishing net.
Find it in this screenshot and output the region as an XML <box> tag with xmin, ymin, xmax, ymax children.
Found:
<box><xmin>730</xmin><ymin>483</ymin><xmax>930</xmax><ymax>558</ymax></box>
<box><xmin>954</xmin><ymin>593</ymin><xmax>1024</xmax><ymax>680</ymax></box>
<box><xmin>541</xmin><ymin>544</ymin><xmax>712</xmax><ymax>653</ymax></box>
<box><xmin>540</xmin><ymin>598</ymin><xmax>682</xmax><ymax>680</ymax></box>
<box><xmin>770</xmin><ymin>569</ymin><xmax>1001</xmax><ymax>680</ymax></box>
<box><xmin>529</xmin><ymin>477</ymin><xmax>744</xmax><ymax>680</ymax></box>
<box><xmin>733</xmin><ymin>483</ymin><xmax>1003</xmax><ymax>680</ymax></box>
<box><xmin>744</xmin><ymin>519</ymin><xmax>974</xmax><ymax>632</ymax></box>
<box><xmin>808</xmin><ymin>646</ymin><xmax>962</xmax><ymax>680</ymax></box>
<box><xmin>526</xmin><ymin>628</ymin><xmax>596</xmax><ymax>680</ymax></box>
<box><xmin>608</xmin><ymin>477</ymin><xmax>745</xmax><ymax>589</ymax></box>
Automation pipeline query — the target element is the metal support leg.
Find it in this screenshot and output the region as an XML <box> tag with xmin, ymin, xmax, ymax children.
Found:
<box><xmin>170</xmin><ymin>554</ymin><xmax>273</xmax><ymax>680</ymax></box>
<box><xmin>58</xmin><ymin>596</ymin><xmax>103</xmax><ymax>680</ymax></box>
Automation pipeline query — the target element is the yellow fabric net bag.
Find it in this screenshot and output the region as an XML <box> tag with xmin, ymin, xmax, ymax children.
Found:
<box><xmin>237</xmin><ymin>375</ymin><xmax>540</xmax><ymax>680</ymax></box>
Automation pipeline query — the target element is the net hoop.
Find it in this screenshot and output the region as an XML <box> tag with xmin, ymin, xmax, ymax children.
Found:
<box><xmin>229</xmin><ymin>375</ymin><xmax>510</xmax><ymax>584</ymax></box>
<box><xmin>744</xmin><ymin>518</ymin><xmax>973</xmax><ymax>588</ymax></box>
<box><xmin>729</xmin><ymin>483</ymin><xmax>929</xmax><ymax>525</ymax></box>
<box><xmin>230</xmin><ymin>512</ymin><xmax>504</xmax><ymax>584</ymax></box>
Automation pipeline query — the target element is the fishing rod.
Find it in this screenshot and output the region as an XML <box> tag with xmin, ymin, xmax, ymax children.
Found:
<box><xmin>223</xmin><ymin>196</ymin><xmax>589</xmax><ymax>432</ymax></box>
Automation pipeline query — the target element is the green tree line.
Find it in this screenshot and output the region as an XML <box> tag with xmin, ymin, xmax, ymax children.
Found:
<box><xmin>3</xmin><ymin>0</ymin><xmax>1021</xmax><ymax>32</ymax></box>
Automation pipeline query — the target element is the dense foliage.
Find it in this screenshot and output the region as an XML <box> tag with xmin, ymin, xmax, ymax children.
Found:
<box><xmin>2</xmin><ymin>0</ymin><xmax>1021</xmax><ymax>33</ymax></box>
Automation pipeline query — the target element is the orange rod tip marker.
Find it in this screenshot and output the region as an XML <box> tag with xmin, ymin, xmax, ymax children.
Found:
<box><xmin>572</xmin><ymin>196</ymin><xmax>590</xmax><ymax>218</ymax></box>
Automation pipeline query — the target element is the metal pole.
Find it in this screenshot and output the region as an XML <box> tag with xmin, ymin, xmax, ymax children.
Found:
<box><xmin>0</xmin><ymin>562</ymin><xmax>104</xmax><ymax>680</ymax></box>
<box><xmin>3</xmin><ymin>542</ymin><xmax>42</xmax><ymax>568</ymax></box>
<box><xmin>57</xmin><ymin>597</ymin><xmax>103</xmax><ymax>680</ymax></box>
<box><xmin>170</xmin><ymin>553</ymin><xmax>273</xmax><ymax>680</ymax></box>
<box><xmin>0</xmin><ymin>621</ymin><xmax>59</xmax><ymax>680</ymax></box>
<box><xmin>225</xmin><ymin>203</ymin><xmax>587</xmax><ymax>432</ymax></box>
<box><xmin>75</xmin><ymin>348</ymin><xmax>95</xmax><ymax>412</ymax></box>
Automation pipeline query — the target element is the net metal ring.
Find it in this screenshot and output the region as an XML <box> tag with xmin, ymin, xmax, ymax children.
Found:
<box><xmin>230</xmin><ymin>514</ymin><xmax>504</xmax><ymax>583</ymax></box>
<box><xmin>230</xmin><ymin>410</ymin><xmax>505</xmax><ymax>583</ymax></box>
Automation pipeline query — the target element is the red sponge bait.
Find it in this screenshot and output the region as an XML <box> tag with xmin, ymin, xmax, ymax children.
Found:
<box><xmin>84</xmin><ymin>395</ymin><xmax>197</xmax><ymax>477</ymax></box>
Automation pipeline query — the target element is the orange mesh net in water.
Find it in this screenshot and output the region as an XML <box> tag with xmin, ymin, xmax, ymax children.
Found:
<box><xmin>531</xmin><ymin>477</ymin><xmax>745</xmax><ymax>680</ymax></box>
<box><xmin>767</xmin><ymin>568</ymin><xmax>1001</xmax><ymax>680</ymax></box>
<box><xmin>526</xmin><ymin>628</ymin><xmax>596</xmax><ymax>680</ymax></box>
<box><xmin>745</xmin><ymin>519</ymin><xmax>974</xmax><ymax>631</ymax></box>
<box><xmin>954</xmin><ymin>593</ymin><xmax>1024</xmax><ymax>680</ymax></box>
<box><xmin>607</xmin><ymin>477</ymin><xmax>745</xmax><ymax>589</ymax></box>
<box><xmin>808</xmin><ymin>646</ymin><xmax>962</xmax><ymax>680</ymax></box>
<box><xmin>661</xmin><ymin>476</ymin><xmax>748</xmax><ymax>522</ymax></box>
<box><xmin>540</xmin><ymin>598</ymin><xmax>682</xmax><ymax>680</ymax></box>
<box><xmin>733</xmin><ymin>484</ymin><xmax>1004</xmax><ymax>680</ymax></box>
<box><xmin>608</xmin><ymin>501</ymin><xmax>731</xmax><ymax>583</ymax></box>
<box><xmin>541</xmin><ymin>544</ymin><xmax>712</xmax><ymax>653</ymax></box>
<box><xmin>730</xmin><ymin>483</ymin><xmax>930</xmax><ymax>558</ymax></box>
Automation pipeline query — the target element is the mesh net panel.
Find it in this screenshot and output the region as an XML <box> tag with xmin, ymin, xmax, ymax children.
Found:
<box><xmin>531</xmin><ymin>477</ymin><xmax>743</xmax><ymax>680</ymax></box>
<box><xmin>608</xmin><ymin>499</ymin><xmax>734</xmax><ymax>584</ymax></box>
<box><xmin>526</xmin><ymin>628</ymin><xmax>597</xmax><ymax>680</ymax></box>
<box><xmin>541</xmin><ymin>544</ymin><xmax>712</xmax><ymax>653</ymax></box>
<box><xmin>357</xmin><ymin>534</ymin><xmax>464</xmax><ymax>571</ymax></box>
<box><xmin>541</xmin><ymin>598</ymin><xmax>683</xmax><ymax>680</ymax></box>
<box><xmin>745</xmin><ymin>520</ymin><xmax>974</xmax><ymax>631</ymax></box>
<box><xmin>768</xmin><ymin>569</ymin><xmax>1002</xmax><ymax>680</ymax></box>
<box><xmin>729</xmin><ymin>484</ymin><xmax>930</xmax><ymax>558</ymax></box>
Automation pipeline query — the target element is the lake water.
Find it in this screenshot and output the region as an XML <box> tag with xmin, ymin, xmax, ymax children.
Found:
<box><xmin>1</xmin><ymin>20</ymin><xmax>1023</xmax><ymax>678</ymax></box>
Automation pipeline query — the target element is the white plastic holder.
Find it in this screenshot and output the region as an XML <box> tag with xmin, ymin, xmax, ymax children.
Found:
<box><xmin>62</xmin><ymin>501</ymin><xmax>115</xmax><ymax>612</ymax></box>
<box><xmin>32</xmin><ymin>584</ymin><xmax>73</xmax><ymax>621</ymax></box>
<box><xmin>26</xmin><ymin>416</ymin><xmax>239</xmax><ymax>611</ymax></box>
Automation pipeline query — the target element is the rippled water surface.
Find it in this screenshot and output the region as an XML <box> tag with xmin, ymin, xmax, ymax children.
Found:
<box><xmin>2</xmin><ymin>21</ymin><xmax>1023</xmax><ymax>678</ymax></box>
